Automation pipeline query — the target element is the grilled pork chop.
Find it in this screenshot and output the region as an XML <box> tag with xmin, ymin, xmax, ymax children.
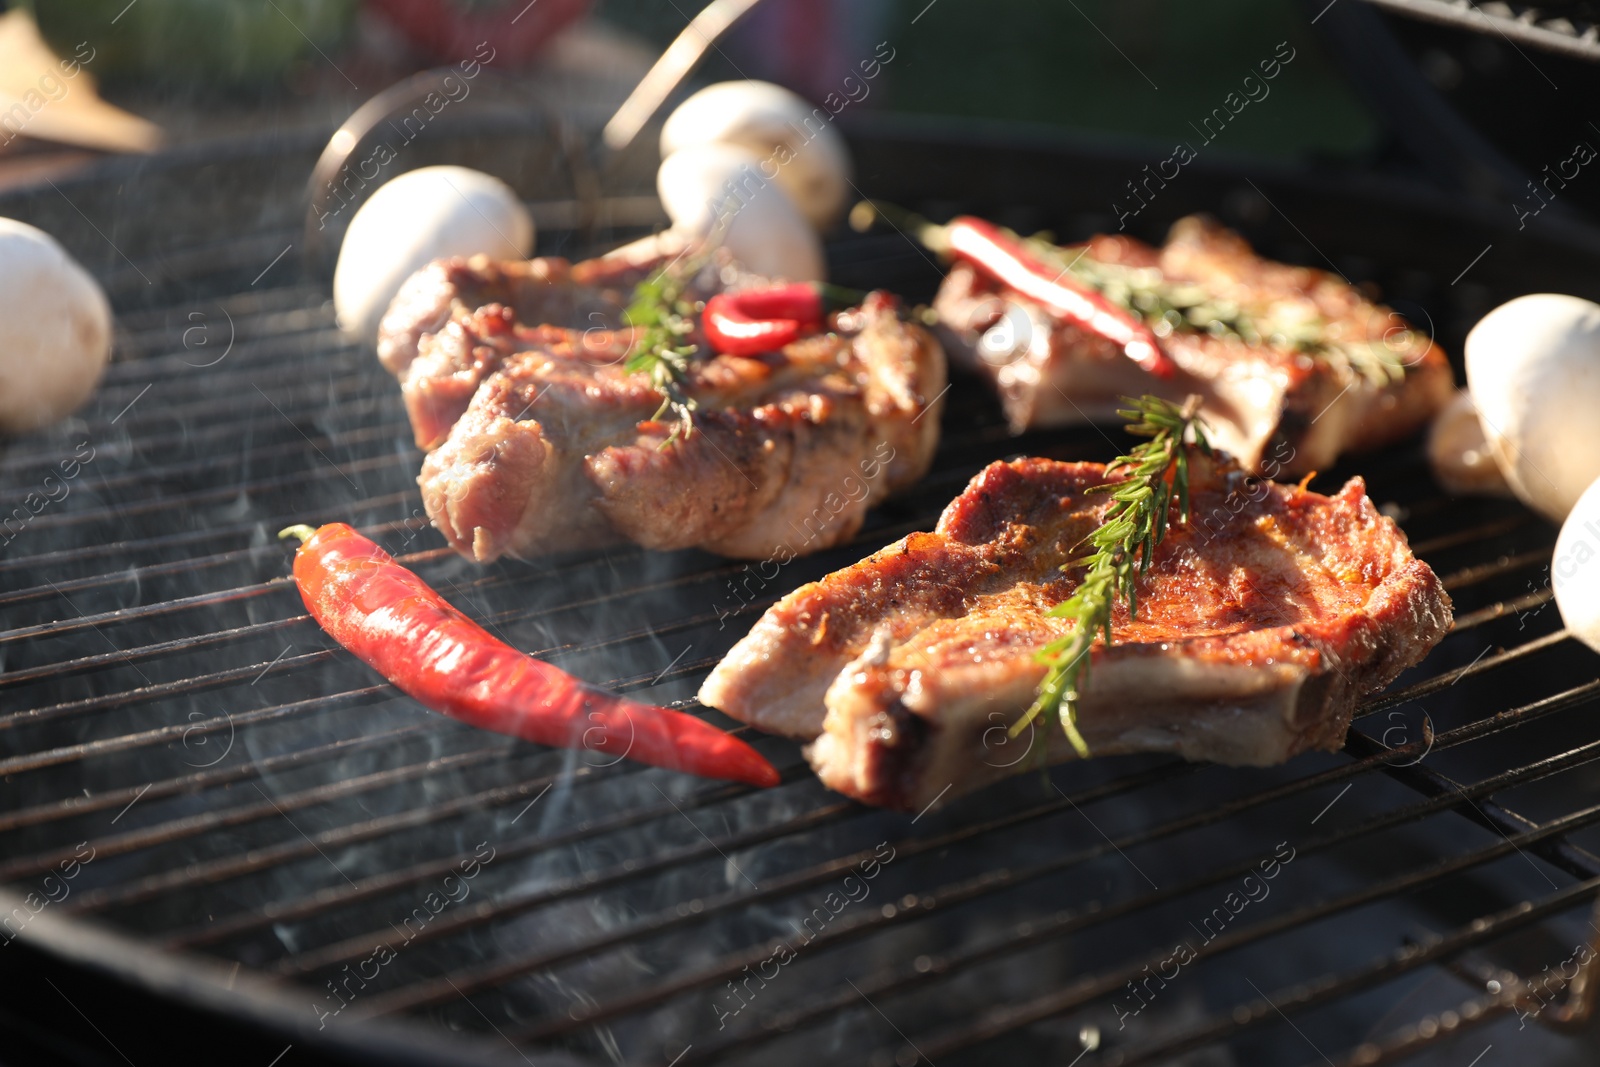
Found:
<box><xmin>378</xmin><ymin>234</ymin><xmax>702</xmax><ymax>451</ymax></box>
<box><xmin>699</xmin><ymin>452</ymin><xmax>1452</xmax><ymax>810</ymax></box>
<box><xmin>933</xmin><ymin>216</ymin><xmax>1453</xmax><ymax>476</ymax></box>
<box><xmin>378</xmin><ymin>240</ymin><xmax>946</xmax><ymax>563</ymax></box>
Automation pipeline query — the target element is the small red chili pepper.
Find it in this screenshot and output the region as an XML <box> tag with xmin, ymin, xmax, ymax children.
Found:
<box><xmin>280</xmin><ymin>523</ymin><xmax>780</xmax><ymax>788</ymax></box>
<box><xmin>851</xmin><ymin>202</ymin><xmax>1178</xmax><ymax>379</ymax></box>
<box><xmin>702</xmin><ymin>282</ymin><xmax>868</xmax><ymax>357</ymax></box>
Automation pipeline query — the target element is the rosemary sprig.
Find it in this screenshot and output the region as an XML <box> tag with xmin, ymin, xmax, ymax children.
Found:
<box><xmin>1015</xmin><ymin>394</ymin><xmax>1211</xmax><ymax>758</ymax></box>
<box><xmin>1026</xmin><ymin>237</ymin><xmax>1415</xmax><ymax>387</ymax></box>
<box><xmin>622</xmin><ymin>254</ymin><xmax>705</xmax><ymax>446</ymax></box>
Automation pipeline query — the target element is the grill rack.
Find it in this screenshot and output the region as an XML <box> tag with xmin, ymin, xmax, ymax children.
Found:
<box><xmin>4</xmin><ymin>125</ymin><xmax>1600</xmax><ymax>1066</ymax></box>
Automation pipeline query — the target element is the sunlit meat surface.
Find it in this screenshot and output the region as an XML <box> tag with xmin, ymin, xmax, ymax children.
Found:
<box><xmin>377</xmin><ymin>241</ymin><xmax>946</xmax><ymax>562</ymax></box>
<box><xmin>701</xmin><ymin>452</ymin><xmax>1452</xmax><ymax>810</ymax></box>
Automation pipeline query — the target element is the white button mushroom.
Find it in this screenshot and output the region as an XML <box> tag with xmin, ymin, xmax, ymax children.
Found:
<box><xmin>1427</xmin><ymin>389</ymin><xmax>1512</xmax><ymax>497</ymax></box>
<box><xmin>0</xmin><ymin>219</ymin><xmax>111</xmax><ymax>437</ymax></box>
<box><xmin>661</xmin><ymin>80</ymin><xmax>853</xmax><ymax>231</ymax></box>
<box><xmin>334</xmin><ymin>166</ymin><xmax>533</xmax><ymax>345</ymax></box>
<box><xmin>1552</xmin><ymin>474</ymin><xmax>1600</xmax><ymax>654</ymax></box>
<box><xmin>657</xmin><ymin>143</ymin><xmax>825</xmax><ymax>282</ymax></box>
<box><xmin>1464</xmin><ymin>293</ymin><xmax>1600</xmax><ymax>523</ymax></box>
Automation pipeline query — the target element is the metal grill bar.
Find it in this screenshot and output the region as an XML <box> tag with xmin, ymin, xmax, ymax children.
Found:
<box><xmin>909</xmin><ymin>807</ymin><xmax>1600</xmax><ymax>1063</ymax></box>
<box><xmin>68</xmin><ymin>360</ymin><xmax>382</xmax><ymax>434</ymax></box>
<box><xmin>1360</xmin><ymin>737</ymin><xmax>1600</xmax><ymax>880</ymax></box>
<box><xmin>1452</xmin><ymin>588</ymin><xmax>1554</xmax><ymax>631</ymax></box>
<box><xmin>0</xmin><ymin>447</ymin><xmax>1004</xmax><ymax>617</ymax></box>
<box><xmin>16</xmin><ymin>452</ymin><xmax>406</xmax><ymax>534</ymax></box>
<box><xmin>0</xmin><ymin>742</ymin><xmax>526</xmax><ymax>884</ymax></box>
<box><xmin>1104</xmin><ymin>879</ymin><xmax>1595</xmax><ymax>1067</ymax></box>
<box><xmin>507</xmin><ymin>678</ymin><xmax>1600</xmax><ymax>1047</ymax></box>
<box><xmin>0</xmin><ymin>648</ymin><xmax>334</xmax><ymax>746</ymax></box>
<box><xmin>0</xmin><ymin>549</ymin><xmax>305</xmax><ymax>613</ymax></box>
<box><xmin>1330</xmin><ymin>990</ymin><xmax>1518</xmax><ymax>1067</ymax></box>
<box><xmin>0</xmin><ymin>615</ymin><xmax>309</xmax><ymax>689</ymax></box>
<box><xmin>0</xmin><ymin>491</ymin><xmax>418</xmax><ymax>575</ymax></box>
<box><xmin>73</xmin><ymin>329</ymin><xmax>364</xmax><ymax>403</ymax></box>
<box><xmin>107</xmin><ymin>321</ymin><xmax>353</xmax><ymax>371</ymax></box>
<box><xmin>1357</xmin><ymin>629</ymin><xmax>1572</xmax><ymax>716</ymax></box>
<box><xmin>1407</xmin><ymin>514</ymin><xmax>1534</xmax><ymax>555</ymax></box>
<box><xmin>0</xmin><ymin>423</ymin><xmax>398</xmax><ymax>513</ymax></box>
<box><xmin>0</xmin><ymin>397</ymin><xmax>394</xmax><ymax>485</ymax></box>
<box><xmin>1107</xmin><ymin>951</ymin><xmax>1515</xmax><ymax>1064</ymax></box>
<box><xmin>352</xmin><ymin>762</ymin><xmax>1203</xmax><ymax>1017</ymax></box>
<box><xmin>61</xmin><ymin>759</ymin><xmax>757</xmax><ymax>916</ymax></box>
<box><xmin>675</xmin><ymin>723</ymin><xmax>1598</xmax><ymax>1062</ymax></box>
<box><xmin>170</xmin><ymin>795</ymin><xmax>856</xmax><ymax>952</ymax></box>
<box><xmin>270</xmin><ymin>796</ymin><xmax>859</xmax><ymax>975</ymax></box>
<box><xmin>0</xmin><ymin>687</ymin><xmax>391</xmax><ymax>777</ymax></box>
<box><xmin>13</xmin><ymin>384</ymin><xmax>395</xmax><ymax>473</ymax></box>
<box><xmin>0</xmin><ymin>723</ymin><xmax>432</xmax><ymax>834</ymax></box>
<box><xmin>1437</xmin><ymin>547</ymin><xmax>1555</xmax><ymax>592</ymax></box>
<box><xmin>0</xmin><ymin>457</ymin><xmax>988</xmax><ymax>665</ymax></box>
<box><xmin>109</xmin><ymin>283</ymin><xmax>326</xmax><ymax>338</ymax></box>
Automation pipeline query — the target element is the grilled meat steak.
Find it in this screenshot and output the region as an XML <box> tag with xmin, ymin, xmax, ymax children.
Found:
<box><xmin>933</xmin><ymin>216</ymin><xmax>1453</xmax><ymax>476</ymax></box>
<box><xmin>700</xmin><ymin>452</ymin><xmax>1452</xmax><ymax>810</ymax></box>
<box><xmin>378</xmin><ymin>234</ymin><xmax>701</xmax><ymax>452</ymax></box>
<box><xmin>378</xmin><ymin>241</ymin><xmax>946</xmax><ymax>563</ymax></box>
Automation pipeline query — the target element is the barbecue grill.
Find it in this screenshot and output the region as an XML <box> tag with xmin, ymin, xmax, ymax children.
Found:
<box><xmin>6</xmin><ymin>6</ymin><xmax>1600</xmax><ymax>1066</ymax></box>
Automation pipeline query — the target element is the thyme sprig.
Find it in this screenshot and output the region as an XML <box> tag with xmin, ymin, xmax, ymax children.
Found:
<box><xmin>1016</xmin><ymin>394</ymin><xmax>1211</xmax><ymax>758</ymax></box>
<box><xmin>1027</xmin><ymin>237</ymin><xmax>1415</xmax><ymax>387</ymax></box>
<box><xmin>622</xmin><ymin>252</ymin><xmax>707</xmax><ymax>446</ymax></box>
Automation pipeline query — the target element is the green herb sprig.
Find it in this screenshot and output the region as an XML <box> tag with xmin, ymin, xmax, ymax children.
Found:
<box><xmin>1026</xmin><ymin>237</ymin><xmax>1415</xmax><ymax>388</ymax></box>
<box><xmin>1016</xmin><ymin>394</ymin><xmax>1211</xmax><ymax>757</ymax></box>
<box><xmin>622</xmin><ymin>255</ymin><xmax>705</xmax><ymax>446</ymax></box>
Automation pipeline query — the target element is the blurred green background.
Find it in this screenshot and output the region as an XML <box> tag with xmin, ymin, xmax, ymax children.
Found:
<box><xmin>22</xmin><ymin>0</ymin><xmax>357</xmax><ymax>88</ymax></box>
<box><xmin>15</xmin><ymin>0</ymin><xmax>1377</xmax><ymax>161</ymax></box>
<box><xmin>595</xmin><ymin>0</ymin><xmax>1378</xmax><ymax>160</ymax></box>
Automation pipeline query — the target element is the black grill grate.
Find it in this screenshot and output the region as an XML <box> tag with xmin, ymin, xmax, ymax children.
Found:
<box><xmin>4</xmin><ymin>132</ymin><xmax>1600</xmax><ymax>1067</ymax></box>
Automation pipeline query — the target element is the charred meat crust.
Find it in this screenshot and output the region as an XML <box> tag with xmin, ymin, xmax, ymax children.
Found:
<box><xmin>933</xmin><ymin>216</ymin><xmax>1453</xmax><ymax>476</ymax></box>
<box><xmin>700</xmin><ymin>453</ymin><xmax>1453</xmax><ymax>810</ymax></box>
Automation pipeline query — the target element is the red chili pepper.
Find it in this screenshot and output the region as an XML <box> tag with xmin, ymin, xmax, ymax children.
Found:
<box><xmin>851</xmin><ymin>202</ymin><xmax>1178</xmax><ymax>379</ymax></box>
<box><xmin>944</xmin><ymin>217</ymin><xmax>1175</xmax><ymax>378</ymax></box>
<box><xmin>280</xmin><ymin>523</ymin><xmax>780</xmax><ymax>788</ymax></box>
<box><xmin>702</xmin><ymin>283</ymin><xmax>870</xmax><ymax>357</ymax></box>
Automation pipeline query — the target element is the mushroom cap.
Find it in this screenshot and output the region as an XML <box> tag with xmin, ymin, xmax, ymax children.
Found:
<box><xmin>0</xmin><ymin>218</ymin><xmax>111</xmax><ymax>436</ymax></box>
<box><xmin>334</xmin><ymin>165</ymin><xmax>533</xmax><ymax>344</ymax></box>
<box><xmin>1427</xmin><ymin>389</ymin><xmax>1512</xmax><ymax>498</ymax></box>
<box><xmin>657</xmin><ymin>144</ymin><xmax>825</xmax><ymax>282</ymax></box>
<box><xmin>1465</xmin><ymin>292</ymin><xmax>1600</xmax><ymax>523</ymax></box>
<box><xmin>1553</xmin><ymin>474</ymin><xmax>1600</xmax><ymax>654</ymax></box>
<box><xmin>661</xmin><ymin>80</ymin><xmax>852</xmax><ymax>231</ymax></box>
